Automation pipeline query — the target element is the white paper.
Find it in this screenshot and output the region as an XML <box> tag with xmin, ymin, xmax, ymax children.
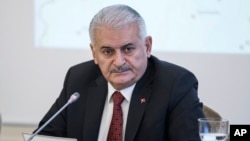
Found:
<box><xmin>22</xmin><ymin>133</ymin><xmax>77</xmax><ymax>141</ymax></box>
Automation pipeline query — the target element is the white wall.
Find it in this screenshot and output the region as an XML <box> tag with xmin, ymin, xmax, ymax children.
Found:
<box><xmin>0</xmin><ymin>0</ymin><xmax>250</xmax><ymax>125</ymax></box>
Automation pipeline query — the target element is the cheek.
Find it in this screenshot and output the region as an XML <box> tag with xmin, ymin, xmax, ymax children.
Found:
<box><xmin>93</xmin><ymin>57</ymin><xmax>98</xmax><ymax>64</ymax></box>
<box><xmin>98</xmin><ymin>60</ymin><xmax>112</xmax><ymax>75</ymax></box>
<box><xmin>93</xmin><ymin>54</ymin><xmax>104</xmax><ymax>65</ymax></box>
<box><xmin>133</xmin><ymin>51</ymin><xmax>148</xmax><ymax>64</ymax></box>
<box><xmin>131</xmin><ymin>52</ymin><xmax>148</xmax><ymax>71</ymax></box>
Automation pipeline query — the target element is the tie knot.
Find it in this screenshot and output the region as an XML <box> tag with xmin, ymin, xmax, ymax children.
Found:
<box><xmin>112</xmin><ymin>91</ymin><xmax>124</xmax><ymax>106</ymax></box>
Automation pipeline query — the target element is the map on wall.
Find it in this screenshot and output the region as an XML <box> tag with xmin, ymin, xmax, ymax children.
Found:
<box><xmin>35</xmin><ymin>0</ymin><xmax>250</xmax><ymax>54</ymax></box>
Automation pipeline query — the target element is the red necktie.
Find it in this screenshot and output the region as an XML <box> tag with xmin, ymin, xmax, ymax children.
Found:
<box><xmin>107</xmin><ymin>91</ymin><xmax>125</xmax><ymax>141</ymax></box>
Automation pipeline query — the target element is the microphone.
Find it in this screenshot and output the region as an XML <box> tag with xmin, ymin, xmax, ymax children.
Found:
<box><xmin>27</xmin><ymin>92</ymin><xmax>80</xmax><ymax>141</ymax></box>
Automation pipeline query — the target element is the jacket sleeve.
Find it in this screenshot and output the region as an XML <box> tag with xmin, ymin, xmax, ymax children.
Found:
<box><xmin>167</xmin><ymin>71</ymin><xmax>205</xmax><ymax>141</ymax></box>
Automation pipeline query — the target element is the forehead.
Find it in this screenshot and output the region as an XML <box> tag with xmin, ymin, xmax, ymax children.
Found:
<box><xmin>93</xmin><ymin>23</ymin><xmax>140</xmax><ymax>48</ymax></box>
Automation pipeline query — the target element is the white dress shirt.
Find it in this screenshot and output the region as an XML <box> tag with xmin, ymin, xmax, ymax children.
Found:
<box><xmin>97</xmin><ymin>83</ymin><xmax>135</xmax><ymax>141</ymax></box>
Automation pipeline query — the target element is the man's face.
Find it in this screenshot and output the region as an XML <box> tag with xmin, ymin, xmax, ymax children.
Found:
<box><xmin>90</xmin><ymin>23</ymin><xmax>152</xmax><ymax>90</ymax></box>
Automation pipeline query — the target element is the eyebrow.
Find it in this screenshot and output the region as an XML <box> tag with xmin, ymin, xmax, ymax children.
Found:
<box><xmin>100</xmin><ymin>43</ymin><xmax>135</xmax><ymax>49</ymax></box>
<box><xmin>121</xmin><ymin>43</ymin><xmax>134</xmax><ymax>48</ymax></box>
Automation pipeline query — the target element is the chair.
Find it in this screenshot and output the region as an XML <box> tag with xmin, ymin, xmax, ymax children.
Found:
<box><xmin>203</xmin><ymin>105</ymin><xmax>221</xmax><ymax>119</ymax></box>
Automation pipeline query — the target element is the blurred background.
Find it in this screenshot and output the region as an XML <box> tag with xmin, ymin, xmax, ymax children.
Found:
<box><xmin>1</xmin><ymin>0</ymin><xmax>250</xmax><ymax>140</ymax></box>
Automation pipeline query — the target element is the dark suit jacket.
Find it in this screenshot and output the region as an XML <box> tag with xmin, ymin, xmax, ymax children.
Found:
<box><xmin>37</xmin><ymin>55</ymin><xmax>204</xmax><ymax>141</ymax></box>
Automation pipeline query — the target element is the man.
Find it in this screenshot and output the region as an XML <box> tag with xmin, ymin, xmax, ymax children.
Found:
<box><xmin>35</xmin><ymin>4</ymin><xmax>205</xmax><ymax>141</ymax></box>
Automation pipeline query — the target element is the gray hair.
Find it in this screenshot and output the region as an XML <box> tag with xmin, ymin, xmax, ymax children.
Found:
<box><xmin>89</xmin><ymin>4</ymin><xmax>147</xmax><ymax>44</ymax></box>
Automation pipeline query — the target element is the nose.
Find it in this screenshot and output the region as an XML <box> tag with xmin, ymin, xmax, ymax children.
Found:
<box><xmin>113</xmin><ymin>51</ymin><xmax>125</xmax><ymax>67</ymax></box>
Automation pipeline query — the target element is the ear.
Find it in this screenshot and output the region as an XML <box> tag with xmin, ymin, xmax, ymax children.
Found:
<box><xmin>90</xmin><ymin>44</ymin><xmax>98</xmax><ymax>64</ymax></box>
<box><xmin>145</xmin><ymin>36</ymin><xmax>152</xmax><ymax>58</ymax></box>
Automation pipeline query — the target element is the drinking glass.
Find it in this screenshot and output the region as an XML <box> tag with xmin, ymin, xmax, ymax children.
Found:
<box><xmin>198</xmin><ymin>118</ymin><xmax>229</xmax><ymax>141</ymax></box>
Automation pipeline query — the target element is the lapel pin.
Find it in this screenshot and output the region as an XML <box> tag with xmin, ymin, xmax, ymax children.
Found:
<box><xmin>140</xmin><ymin>98</ymin><xmax>146</xmax><ymax>104</ymax></box>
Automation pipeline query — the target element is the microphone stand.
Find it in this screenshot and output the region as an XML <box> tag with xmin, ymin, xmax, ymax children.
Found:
<box><xmin>27</xmin><ymin>92</ymin><xmax>80</xmax><ymax>141</ymax></box>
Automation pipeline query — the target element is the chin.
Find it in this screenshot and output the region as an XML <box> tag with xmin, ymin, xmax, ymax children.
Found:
<box><xmin>114</xmin><ymin>79</ymin><xmax>136</xmax><ymax>89</ymax></box>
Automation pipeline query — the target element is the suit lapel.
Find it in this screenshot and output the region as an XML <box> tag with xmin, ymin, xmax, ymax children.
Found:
<box><xmin>125</xmin><ymin>86</ymin><xmax>152</xmax><ymax>141</ymax></box>
<box><xmin>125</xmin><ymin>61</ymin><xmax>154</xmax><ymax>141</ymax></box>
<box><xmin>82</xmin><ymin>76</ymin><xmax>107</xmax><ymax>141</ymax></box>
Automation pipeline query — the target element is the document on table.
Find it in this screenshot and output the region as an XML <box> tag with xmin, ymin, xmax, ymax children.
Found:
<box><xmin>22</xmin><ymin>133</ymin><xmax>77</xmax><ymax>141</ymax></box>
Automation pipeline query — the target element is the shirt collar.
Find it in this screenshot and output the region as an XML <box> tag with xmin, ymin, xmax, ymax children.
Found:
<box><xmin>108</xmin><ymin>83</ymin><xmax>136</xmax><ymax>103</ymax></box>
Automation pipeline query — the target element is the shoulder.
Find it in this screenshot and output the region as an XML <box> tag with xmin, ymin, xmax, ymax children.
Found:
<box><xmin>149</xmin><ymin>55</ymin><xmax>195</xmax><ymax>78</ymax></box>
<box><xmin>148</xmin><ymin>55</ymin><xmax>198</xmax><ymax>90</ymax></box>
<box><xmin>69</xmin><ymin>60</ymin><xmax>99</xmax><ymax>74</ymax></box>
<box><xmin>64</xmin><ymin>60</ymin><xmax>102</xmax><ymax>85</ymax></box>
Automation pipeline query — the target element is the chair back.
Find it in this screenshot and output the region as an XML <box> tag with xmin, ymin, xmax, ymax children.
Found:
<box><xmin>203</xmin><ymin>105</ymin><xmax>221</xmax><ymax>118</ymax></box>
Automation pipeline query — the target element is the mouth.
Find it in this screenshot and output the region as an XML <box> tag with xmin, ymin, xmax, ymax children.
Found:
<box><xmin>114</xmin><ymin>69</ymin><xmax>129</xmax><ymax>73</ymax></box>
<box><xmin>111</xmin><ymin>67</ymin><xmax>131</xmax><ymax>74</ymax></box>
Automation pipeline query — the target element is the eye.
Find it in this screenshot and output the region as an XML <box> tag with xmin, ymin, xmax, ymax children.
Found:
<box><xmin>123</xmin><ymin>46</ymin><xmax>135</xmax><ymax>54</ymax></box>
<box><xmin>101</xmin><ymin>48</ymin><xmax>114</xmax><ymax>56</ymax></box>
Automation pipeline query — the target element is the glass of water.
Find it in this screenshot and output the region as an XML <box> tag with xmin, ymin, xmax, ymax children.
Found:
<box><xmin>198</xmin><ymin>118</ymin><xmax>229</xmax><ymax>141</ymax></box>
